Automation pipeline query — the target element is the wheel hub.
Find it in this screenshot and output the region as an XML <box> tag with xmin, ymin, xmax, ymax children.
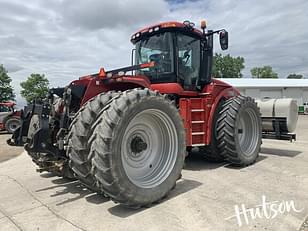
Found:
<box><xmin>130</xmin><ymin>136</ymin><xmax>147</xmax><ymax>154</ymax></box>
<box><xmin>9</xmin><ymin>123</ymin><xmax>18</xmax><ymax>130</ymax></box>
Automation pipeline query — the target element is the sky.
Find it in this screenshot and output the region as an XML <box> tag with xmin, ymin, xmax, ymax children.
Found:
<box><xmin>1</xmin><ymin>0</ymin><xmax>308</xmax><ymax>106</ymax></box>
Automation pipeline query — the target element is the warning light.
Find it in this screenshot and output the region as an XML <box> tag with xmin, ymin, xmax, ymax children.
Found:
<box><xmin>99</xmin><ymin>68</ymin><xmax>106</xmax><ymax>78</ymax></box>
<box><xmin>201</xmin><ymin>20</ymin><xmax>207</xmax><ymax>29</ymax></box>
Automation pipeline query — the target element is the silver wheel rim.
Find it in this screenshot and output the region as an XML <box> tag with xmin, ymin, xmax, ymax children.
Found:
<box><xmin>237</xmin><ymin>108</ymin><xmax>259</xmax><ymax>157</ymax></box>
<box><xmin>121</xmin><ymin>109</ymin><xmax>178</xmax><ymax>188</ymax></box>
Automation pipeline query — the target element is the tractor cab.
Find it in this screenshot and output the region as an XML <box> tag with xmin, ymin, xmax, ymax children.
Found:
<box><xmin>131</xmin><ymin>21</ymin><xmax>228</xmax><ymax>90</ymax></box>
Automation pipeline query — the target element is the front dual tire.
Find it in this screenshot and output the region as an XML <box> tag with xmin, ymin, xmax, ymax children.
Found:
<box><xmin>217</xmin><ymin>96</ymin><xmax>262</xmax><ymax>166</ymax></box>
<box><xmin>201</xmin><ymin>95</ymin><xmax>262</xmax><ymax>166</ymax></box>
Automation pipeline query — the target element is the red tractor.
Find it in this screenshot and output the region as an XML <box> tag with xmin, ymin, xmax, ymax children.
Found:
<box><xmin>0</xmin><ymin>102</ymin><xmax>21</xmax><ymax>133</ymax></box>
<box><xmin>8</xmin><ymin>21</ymin><xmax>262</xmax><ymax>207</ymax></box>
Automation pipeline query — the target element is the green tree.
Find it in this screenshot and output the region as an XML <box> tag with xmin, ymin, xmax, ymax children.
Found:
<box><xmin>0</xmin><ymin>64</ymin><xmax>15</xmax><ymax>102</ymax></box>
<box><xmin>250</xmin><ymin>66</ymin><xmax>278</xmax><ymax>79</ymax></box>
<box><xmin>287</xmin><ymin>73</ymin><xmax>303</xmax><ymax>79</ymax></box>
<box><xmin>20</xmin><ymin>73</ymin><xmax>49</xmax><ymax>103</ymax></box>
<box><xmin>212</xmin><ymin>53</ymin><xmax>245</xmax><ymax>78</ymax></box>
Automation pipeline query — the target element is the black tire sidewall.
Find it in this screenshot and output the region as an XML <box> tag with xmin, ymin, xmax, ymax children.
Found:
<box><xmin>210</xmin><ymin>100</ymin><xmax>225</xmax><ymax>152</ymax></box>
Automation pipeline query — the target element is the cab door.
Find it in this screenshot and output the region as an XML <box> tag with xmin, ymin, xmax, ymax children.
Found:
<box><xmin>176</xmin><ymin>33</ymin><xmax>201</xmax><ymax>90</ymax></box>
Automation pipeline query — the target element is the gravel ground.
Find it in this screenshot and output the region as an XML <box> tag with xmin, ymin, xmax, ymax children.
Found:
<box><xmin>0</xmin><ymin>116</ymin><xmax>307</xmax><ymax>230</ymax></box>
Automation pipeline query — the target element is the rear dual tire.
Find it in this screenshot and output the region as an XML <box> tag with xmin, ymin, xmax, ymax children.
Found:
<box><xmin>67</xmin><ymin>91</ymin><xmax>119</xmax><ymax>191</ymax></box>
<box><xmin>90</xmin><ymin>89</ymin><xmax>186</xmax><ymax>207</ymax></box>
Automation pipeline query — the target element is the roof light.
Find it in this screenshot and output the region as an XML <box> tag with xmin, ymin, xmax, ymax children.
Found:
<box><xmin>200</xmin><ymin>20</ymin><xmax>207</xmax><ymax>29</ymax></box>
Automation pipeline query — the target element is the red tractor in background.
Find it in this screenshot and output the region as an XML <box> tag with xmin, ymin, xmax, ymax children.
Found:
<box><xmin>0</xmin><ymin>102</ymin><xmax>21</xmax><ymax>133</ymax></box>
<box><xmin>8</xmin><ymin>20</ymin><xmax>262</xmax><ymax>208</ymax></box>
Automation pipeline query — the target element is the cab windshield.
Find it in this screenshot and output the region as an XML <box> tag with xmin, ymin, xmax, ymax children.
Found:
<box><xmin>135</xmin><ymin>31</ymin><xmax>201</xmax><ymax>88</ymax></box>
<box><xmin>135</xmin><ymin>32</ymin><xmax>175</xmax><ymax>82</ymax></box>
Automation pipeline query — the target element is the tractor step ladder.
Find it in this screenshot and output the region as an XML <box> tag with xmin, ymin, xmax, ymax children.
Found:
<box><xmin>190</xmin><ymin>98</ymin><xmax>207</xmax><ymax>147</ymax></box>
<box><xmin>179</xmin><ymin>97</ymin><xmax>211</xmax><ymax>147</ymax></box>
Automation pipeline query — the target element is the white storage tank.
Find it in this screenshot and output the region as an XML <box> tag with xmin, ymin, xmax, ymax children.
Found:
<box><xmin>256</xmin><ymin>98</ymin><xmax>298</xmax><ymax>133</ymax></box>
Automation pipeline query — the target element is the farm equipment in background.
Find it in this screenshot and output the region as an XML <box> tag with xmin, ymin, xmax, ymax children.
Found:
<box><xmin>0</xmin><ymin>102</ymin><xmax>21</xmax><ymax>133</ymax></box>
<box><xmin>8</xmin><ymin>20</ymin><xmax>264</xmax><ymax>207</ymax></box>
<box><xmin>257</xmin><ymin>98</ymin><xmax>298</xmax><ymax>142</ymax></box>
<box><xmin>301</xmin><ymin>102</ymin><xmax>308</xmax><ymax>114</ymax></box>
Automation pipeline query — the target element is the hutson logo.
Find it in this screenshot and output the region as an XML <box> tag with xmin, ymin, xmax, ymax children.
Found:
<box><xmin>225</xmin><ymin>195</ymin><xmax>304</xmax><ymax>227</ymax></box>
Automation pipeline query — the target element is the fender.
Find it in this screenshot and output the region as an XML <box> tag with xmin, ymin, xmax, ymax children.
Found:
<box><xmin>204</xmin><ymin>80</ymin><xmax>240</xmax><ymax>144</ymax></box>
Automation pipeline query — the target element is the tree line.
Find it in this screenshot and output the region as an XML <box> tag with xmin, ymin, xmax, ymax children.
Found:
<box><xmin>212</xmin><ymin>54</ymin><xmax>304</xmax><ymax>79</ymax></box>
<box><xmin>0</xmin><ymin>64</ymin><xmax>49</xmax><ymax>103</ymax></box>
<box><xmin>0</xmin><ymin>56</ymin><xmax>306</xmax><ymax>103</ymax></box>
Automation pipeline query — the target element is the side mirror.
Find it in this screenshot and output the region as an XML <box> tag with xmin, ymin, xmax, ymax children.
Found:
<box><xmin>219</xmin><ymin>30</ymin><xmax>228</xmax><ymax>50</ymax></box>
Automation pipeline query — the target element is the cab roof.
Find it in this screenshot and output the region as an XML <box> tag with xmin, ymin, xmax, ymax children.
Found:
<box><xmin>131</xmin><ymin>21</ymin><xmax>204</xmax><ymax>44</ymax></box>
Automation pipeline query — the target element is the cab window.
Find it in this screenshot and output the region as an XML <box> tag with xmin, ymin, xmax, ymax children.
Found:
<box><xmin>177</xmin><ymin>34</ymin><xmax>200</xmax><ymax>89</ymax></box>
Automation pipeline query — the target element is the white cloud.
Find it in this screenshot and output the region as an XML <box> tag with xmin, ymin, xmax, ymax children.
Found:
<box><xmin>0</xmin><ymin>0</ymin><xmax>308</xmax><ymax>107</ymax></box>
<box><xmin>166</xmin><ymin>0</ymin><xmax>308</xmax><ymax>77</ymax></box>
<box><xmin>60</xmin><ymin>0</ymin><xmax>168</xmax><ymax>30</ymax></box>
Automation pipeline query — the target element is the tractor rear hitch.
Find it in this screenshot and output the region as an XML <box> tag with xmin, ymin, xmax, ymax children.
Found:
<box><xmin>35</xmin><ymin>162</ymin><xmax>63</xmax><ymax>173</ymax></box>
<box><xmin>7</xmin><ymin>101</ymin><xmax>54</xmax><ymax>153</ymax></box>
